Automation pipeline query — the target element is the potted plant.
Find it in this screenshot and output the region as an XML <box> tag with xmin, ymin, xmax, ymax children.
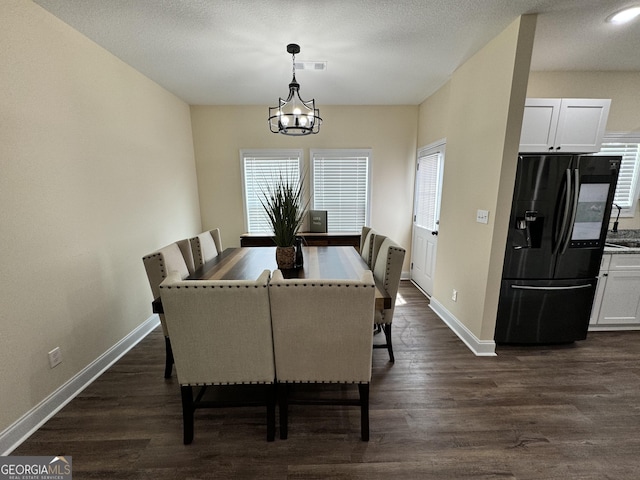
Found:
<box><xmin>260</xmin><ymin>173</ymin><xmax>307</xmax><ymax>269</ymax></box>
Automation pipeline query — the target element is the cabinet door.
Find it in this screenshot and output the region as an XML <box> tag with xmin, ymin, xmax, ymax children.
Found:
<box><xmin>589</xmin><ymin>254</ymin><xmax>611</xmax><ymax>326</ymax></box>
<box><xmin>597</xmin><ymin>270</ymin><xmax>640</xmax><ymax>325</ymax></box>
<box><xmin>554</xmin><ymin>99</ymin><xmax>611</xmax><ymax>153</ymax></box>
<box><xmin>519</xmin><ymin>99</ymin><xmax>561</xmax><ymax>153</ymax></box>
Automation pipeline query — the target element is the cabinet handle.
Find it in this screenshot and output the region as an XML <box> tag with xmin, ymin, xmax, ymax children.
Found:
<box><xmin>556</xmin><ymin>146</ymin><xmax>561</xmax><ymax>150</ymax></box>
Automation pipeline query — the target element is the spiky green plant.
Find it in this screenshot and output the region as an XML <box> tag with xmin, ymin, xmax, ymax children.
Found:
<box><xmin>260</xmin><ymin>173</ymin><xmax>307</xmax><ymax>247</ymax></box>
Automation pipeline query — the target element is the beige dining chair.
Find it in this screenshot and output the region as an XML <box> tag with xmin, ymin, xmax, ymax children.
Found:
<box><xmin>189</xmin><ymin>231</ymin><xmax>219</xmax><ymax>268</ymax></box>
<box><xmin>159</xmin><ymin>269</ymin><xmax>276</xmax><ymax>444</ymax></box>
<box><xmin>269</xmin><ymin>269</ymin><xmax>376</xmax><ymax>441</ymax></box>
<box><xmin>208</xmin><ymin>227</ymin><xmax>223</xmax><ymax>253</ymax></box>
<box><xmin>360</xmin><ymin>227</ymin><xmax>378</xmax><ymax>268</ymax></box>
<box><xmin>142</xmin><ymin>242</ymin><xmax>191</xmax><ymax>378</ymax></box>
<box><xmin>372</xmin><ymin>238</ymin><xmax>405</xmax><ymax>363</ymax></box>
<box><xmin>371</xmin><ymin>234</ymin><xmax>387</xmax><ymax>270</ymax></box>
<box><xmin>360</xmin><ymin>226</ymin><xmax>372</xmax><ymax>254</ymax></box>
<box><xmin>175</xmin><ymin>238</ymin><xmax>196</xmax><ymax>275</ymax></box>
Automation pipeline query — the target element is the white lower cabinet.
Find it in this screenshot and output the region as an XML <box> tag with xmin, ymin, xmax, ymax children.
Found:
<box><xmin>590</xmin><ymin>253</ymin><xmax>640</xmax><ymax>330</ymax></box>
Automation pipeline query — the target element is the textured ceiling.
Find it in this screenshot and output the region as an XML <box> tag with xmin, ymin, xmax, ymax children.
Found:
<box><xmin>33</xmin><ymin>0</ymin><xmax>640</xmax><ymax>105</ymax></box>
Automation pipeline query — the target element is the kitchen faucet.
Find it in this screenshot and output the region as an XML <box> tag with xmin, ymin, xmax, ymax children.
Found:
<box><xmin>612</xmin><ymin>203</ymin><xmax>621</xmax><ymax>232</ymax></box>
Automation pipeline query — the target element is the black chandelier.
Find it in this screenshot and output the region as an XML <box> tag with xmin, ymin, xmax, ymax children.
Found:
<box><xmin>268</xmin><ymin>44</ymin><xmax>322</xmax><ymax>136</ymax></box>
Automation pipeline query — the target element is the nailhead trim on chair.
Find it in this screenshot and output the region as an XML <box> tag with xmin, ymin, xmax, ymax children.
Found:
<box><xmin>143</xmin><ymin>251</ymin><xmax>168</xmax><ymax>279</ymax></box>
<box><xmin>194</xmin><ymin>238</ymin><xmax>204</xmax><ymax>266</ymax></box>
<box><xmin>160</xmin><ymin>284</ymin><xmax>267</xmax><ymax>289</ymax></box>
<box><xmin>184</xmin><ymin>380</ymin><xmax>275</xmax><ymax>386</ymax></box>
<box><xmin>383</xmin><ymin>246</ymin><xmax>405</xmax><ymax>290</ymax></box>
<box><xmin>272</xmin><ymin>283</ymin><xmax>375</xmax><ymax>288</ymax></box>
<box><xmin>275</xmin><ymin>380</ymin><xmax>368</xmax><ymax>384</ymax></box>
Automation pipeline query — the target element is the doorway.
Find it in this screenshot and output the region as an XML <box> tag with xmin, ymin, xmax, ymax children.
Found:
<box><xmin>410</xmin><ymin>140</ymin><xmax>445</xmax><ymax>296</ymax></box>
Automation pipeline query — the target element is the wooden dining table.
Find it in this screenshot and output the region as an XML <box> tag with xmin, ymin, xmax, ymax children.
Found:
<box><xmin>153</xmin><ymin>246</ymin><xmax>391</xmax><ymax>313</ymax></box>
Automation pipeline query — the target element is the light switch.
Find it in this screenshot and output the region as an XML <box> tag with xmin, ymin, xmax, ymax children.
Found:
<box><xmin>476</xmin><ymin>209</ymin><xmax>489</xmax><ymax>224</ymax></box>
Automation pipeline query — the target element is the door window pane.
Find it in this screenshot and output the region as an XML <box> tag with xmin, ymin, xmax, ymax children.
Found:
<box><xmin>414</xmin><ymin>152</ymin><xmax>441</xmax><ymax>230</ymax></box>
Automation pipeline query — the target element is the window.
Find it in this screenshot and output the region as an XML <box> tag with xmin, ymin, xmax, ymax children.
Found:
<box><xmin>414</xmin><ymin>146</ymin><xmax>444</xmax><ymax>231</ymax></box>
<box><xmin>594</xmin><ymin>134</ymin><xmax>640</xmax><ymax>216</ymax></box>
<box><xmin>311</xmin><ymin>149</ymin><xmax>371</xmax><ymax>232</ymax></box>
<box><xmin>241</xmin><ymin>149</ymin><xmax>302</xmax><ymax>233</ymax></box>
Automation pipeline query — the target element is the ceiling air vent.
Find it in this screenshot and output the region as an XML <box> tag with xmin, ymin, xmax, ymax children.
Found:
<box><xmin>294</xmin><ymin>61</ymin><xmax>327</xmax><ymax>71</ymax></box>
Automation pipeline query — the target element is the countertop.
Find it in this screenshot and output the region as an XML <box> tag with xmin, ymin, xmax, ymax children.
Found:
<box><xmin>603</xmin><ymin>229</ymin><xmax>640</xmax><ymax>254</ymax></box>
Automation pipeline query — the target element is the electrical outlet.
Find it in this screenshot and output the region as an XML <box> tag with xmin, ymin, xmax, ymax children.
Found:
<box><xmin>48</xmin><ymin>347</ymin><xmax>62</xmax><ymax>369</ymax></box>
<box><xmin>452</xmin><ymin>289</ymin><xmax>458</xmax><ymax>302</ymax></box>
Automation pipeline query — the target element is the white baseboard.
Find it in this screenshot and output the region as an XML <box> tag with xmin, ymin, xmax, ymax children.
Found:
<box><xmin>0</xmin><ymin>315</ymin><xmax>160</xmax><ymax>455</ymax></box>
<box><xmin>589</xmin><ymin>325</ymin><xmax>640</xmax><ymax>332</ymax></box>
<box><xmin>429</xmin><ymin>298</ymin><xmax>496</xmax><ymax>356</ymax></box>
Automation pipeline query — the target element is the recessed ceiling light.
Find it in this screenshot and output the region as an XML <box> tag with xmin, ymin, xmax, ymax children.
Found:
<box><xmin>607</xmin><ymin>6</ymin><xmax>640</xmax><ymax>24</ymax></box>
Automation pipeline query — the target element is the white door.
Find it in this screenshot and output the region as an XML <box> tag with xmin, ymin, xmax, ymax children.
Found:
<box><xmin>411</xmin><ymin>141</ymin><xmax>445</xmax><ymax>296</ymax></box>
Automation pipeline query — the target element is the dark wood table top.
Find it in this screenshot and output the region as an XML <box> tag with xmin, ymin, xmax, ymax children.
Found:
<box><xmin>152</xmin><ymin>246</ymin><xmax>390</xmax><ymax>312</ymax></box>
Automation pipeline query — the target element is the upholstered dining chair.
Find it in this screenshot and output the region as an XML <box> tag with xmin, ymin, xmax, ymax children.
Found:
<box><xmin>370</xmin><ymin>234</ymin><xmax>387</xmax><ymax>271</ymax></box>
<box><xmin>208</xmin><ymin>227</ymin><xmax>223</xmax><ymax>253</ymax></box>
<box><xmin>372</xmin><ymin>238</ymin><xmax>406</xmax><ymax>363</ymax></box>
<box><xmin>269</xmin><ymin>270</ymin><xmax>376</xmax><ymax>441</ymax></box>
<box><xmin>360</xmin><ymin>226</ymin><xmax>372</xmax><ymax>254</ymax></box>
<box><xmin>159</xmin><ymin>270</ymin><xmax>276</xmax><ymax>444</ymax></box>
<box><xmin>360</xmin><ymin>227</ymin><xmax>377</xmax><ymax>268</ymax></box>
<box><xmin>175</xmin><ymin>238</ymin><xmax>196</xmax><ymax>275</ymax></box>
<box><xmin>189</xmin><ymin>231</ymin><xmax>219</xmax><ymax>268</ymax></box>
<box><xmin>142</xmin><ymin>242</ymin><xmax>191</xmax><ymax>378</ymax></box>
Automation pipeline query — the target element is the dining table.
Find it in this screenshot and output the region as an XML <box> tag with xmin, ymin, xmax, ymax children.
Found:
<box><xmin>152</xmin><ymin>246</ymin><xmax>391</xmax><ymax>313</ymax></box>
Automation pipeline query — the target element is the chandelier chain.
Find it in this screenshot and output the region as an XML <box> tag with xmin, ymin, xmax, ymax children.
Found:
<box><xmin>291</xmin><ymin>51</ymin><xmax>296</xmax><ymax>79</ymax></box>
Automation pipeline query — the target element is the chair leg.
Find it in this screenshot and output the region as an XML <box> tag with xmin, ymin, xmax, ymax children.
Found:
<box><xmin>278</xmin><ymin>383</ymin><xmax>289</xmax><ymax>440</ymax></box>
<box><xmin>358</xmin><ymin>383</ymin><xmax>370</xmax><ymax>441</ymax></box>
<box><xmin>383</xmin><ymin>324</ymin><xmax>394</xmax><ymax>363</ymax></box>
<box><xmin>164</xmin><ymin>337</ymin><xmax>174</xmax><ymax>378</ymax></box>
<box><xmin>266</xmin><ymin>384</ymin><xmax>276</xmax><ymax>442</ymax></box>
<box><xmin>180</xmin><ymin>386</ymin><xmax>195</xmax><ymax>445</ymax></box>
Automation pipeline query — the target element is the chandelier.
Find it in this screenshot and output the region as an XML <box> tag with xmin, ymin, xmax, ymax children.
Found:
<box><xmin>268</xmin><ymin>44</ymin><xmax>322</xmax><ymax>136</ymax></box>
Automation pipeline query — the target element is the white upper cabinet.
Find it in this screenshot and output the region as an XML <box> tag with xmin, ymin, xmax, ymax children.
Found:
<box><xmin>519</xmin><ymin>98</ymin><xmax>611</xmax><ymax>153</ymax></box>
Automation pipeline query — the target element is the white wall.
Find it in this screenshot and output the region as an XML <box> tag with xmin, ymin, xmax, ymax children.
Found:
<box><xmin>0</xmin><ymin>0</ymin><xmax>201</xmax><ymax>436</ymax></box>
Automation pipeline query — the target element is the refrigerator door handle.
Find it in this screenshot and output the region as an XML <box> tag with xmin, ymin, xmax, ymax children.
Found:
<box><xmin>511</xmin><ymin>284</ymin><xmax>593</xmax><ymax>291</ymax></box>
<box><xmin>554</xmin><ymin>168</ymin><xmax>572</xmax><ymax>254</ymax></box>
<box><xmin>560</xmin><ymin>168</ymin><xmax>580</xmax><ymax>254</ymax></box>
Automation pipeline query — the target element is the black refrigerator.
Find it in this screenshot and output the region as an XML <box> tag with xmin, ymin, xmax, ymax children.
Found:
<box><xmin>495</xmin><ymin>154</ymin><xmax>620</xmax><ymax>344</ymax></box>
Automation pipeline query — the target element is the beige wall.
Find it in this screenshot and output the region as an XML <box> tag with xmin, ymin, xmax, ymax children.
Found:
<box><xmin>417</xmin><ymin>81</ymin><xmax>451</xmax><ymax>148</ymax></box>
<box><xmin>0</xmin><ymin>1</ymin><xmax>200</xmax><ymax>433</ymax></box>
<box><xmin>190</xmin><ymin>105</ymin><xmax>418</xmax><ymax>265</ymax></box>
<box><xmin>527</xmin><ymin>71</ymin><xmax>640</xmax><ymax>228</ymax></box>
<box><xmin>424</xmin><ymin>15</ymin><xmax>537</xmax><ymax>341</ymax></box>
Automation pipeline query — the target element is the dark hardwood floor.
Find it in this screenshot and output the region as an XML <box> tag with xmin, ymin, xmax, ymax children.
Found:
<box><xmin>13</xmin><ymin>282</ymin><xmax>640</xmax><ymax>479</ymax></box>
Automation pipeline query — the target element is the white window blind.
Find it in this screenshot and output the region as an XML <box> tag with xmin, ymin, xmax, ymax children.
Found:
<box><xmin>241</xmin><ymin>150</ymin><xmax>302</xmax><ymax>233</ymax></box>
<box><xmin>414</xmin><ymin>152</ymin><xmax>441</xmax><ymax>230</ymax></box>
<box><xmin>311</xmin><ymin>150</ymin><xmax>371</xmax><ymax>232</ymax></box>
<box><xmin>595</xmin><ymin>137</ymin><xmax>640</xmax><ymax>212</ymax></box>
